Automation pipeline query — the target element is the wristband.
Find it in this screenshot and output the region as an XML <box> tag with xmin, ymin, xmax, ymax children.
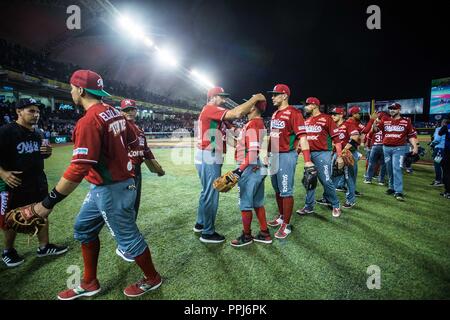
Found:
<box><xmin>302</xmin><ymin>149</ymin><xmax>311</xmax><ymax>163</ymax></box>
<box><xmin>233</xmin><ymin>168</ymin><xmax>243</xmax><ymax>177</ymax></box>
<box><xmin>42</xmin><ymin>187</ymin><xmax>67</xmax><ymax>209</ymax></box>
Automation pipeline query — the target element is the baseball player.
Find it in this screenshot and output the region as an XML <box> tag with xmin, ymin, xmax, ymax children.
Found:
<box><xmin>30</xmin><ymin>70</ymin><xmax>162</xmax><ymax>299</ymax></box>
<box><xmin>265</xmin><ymin>84</ymin><xmax>313</xmax><ymax>239</ymax></box>
<box><xmin>364</xmin><ymin>111</ymin><xmax>388</xmax><ymax>185</ymax></box>
<box><xmin>373</xmin><ymin>103</ymin><xmax>418</xmax><ymax>201</ymax></box>
<box><xmin>329</xmin><ymin>106</ymin><xmax>358</xmax><ymax>208</ymax></box>
<box><xmin>117</xmin><ymin>98</ymin><xmax>164</xmax><ymax>262</ymax></box>
<box><xmin>230</xmin><ymin>101</ymin><xmax>272</xmax><ymax>247</ymax></box>
<box><xmin>343</xmin><ymin>106</ymin><xmax>367</xmax><ymax>197</ymax></box>
<box><xmin>296</xmin><ymin>97</ymin><xmax>343</xmax><ymax>218</ymax></box>
<box><xmin>0</xmin><ymin>98</ymin><xmax>68</xmax><ymax>267</ymax></box>
<box><xmin>120</xmin><ymin>98</ymin><xmax>164</xmax><ymax>217</ymax></box>
<box><xmin>195</xmin><ymin>87</ymin><xmax>266</xmax><ymax>244</ymax></box>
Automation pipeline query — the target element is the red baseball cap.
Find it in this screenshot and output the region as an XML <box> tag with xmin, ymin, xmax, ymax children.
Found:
<box><xmin>348</xmin><ymin>105</ymin><xmax>361</xmax><ymax>115</ymax></box>
<box><xmin>207</xmin><ymin>87</ymin><xmax>230</xmax><ymax>99</ymax></box>
<box><xmin>388</xmin><ymin>102</ymin><xmax>401</xmax><ymax>110</ymax></box>
<box><xmin>331</xmin><ymin>107</ymin><xmax>345</xmax><ymax>115</ymax></box>
<box><xmin>120</xmin><ymin>99</ymin><xmax>137</xmax><ymax>110</ymax></box>
<box><xmin>255</xmin><ymin>100</ymin><xmax>267</xmax><ymax>112</ymax></box>
<box><xmin>306</xmin><ymin>97</ymin><xmax>320</xmax><ymax>106</ymax></box>
<box><xmin>377</xmin><ymin>111</ymin><xmax>390</xmax><ymax>120</ymax></box>
<box><xmin>243</xmin><ymin>98</ymin><xmax>267</xmax><ymax>113</ymax></box>
<box><xmin>70</xmin><ymin>70</ymin><xmax>111</xmax><ymax>97</ymax></box>
<box><xmin>267</xmin><ymin>84</ymin><xmax>290</xmax><ymax>96</ymax></box>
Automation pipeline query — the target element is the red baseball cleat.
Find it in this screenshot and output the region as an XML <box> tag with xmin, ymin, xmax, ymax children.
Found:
<box><xmin>123</xmin><ymin>273</ymin><xmax>163</xmax><ymax>297</ymax></box>
<box><xmin>57</xmin><ymin>279</ymin><xmax>101</xmax><ymax>300</ymax></box>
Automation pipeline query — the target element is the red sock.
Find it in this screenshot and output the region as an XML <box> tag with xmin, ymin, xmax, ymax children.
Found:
<box><xmin>254</xmin><ymin>207</ymin><xmax>268</xmax><ymax>231</ymax></box>
<box><xmin>282</xmin><ymin>196</ymin><xmax>294</xmax><ymax>224</ymax></box>
<box><xmin>135</xmin><ymin>247</ymin><xmax>158</xmax><ymax>281</ymax></box>
<box><xmin>241</xmin><ymin>211</ymin><xmax>252</xmax><ymax>235</ymax></box>
<box><xmin>81</xmin><ymin>238</ymin><xmax>100</xmax><ymax>283</ymax></box>
<box><xmin>275</xmin><ymin>192</ymin><xmax>284</xmax><ymax>216</ymax></box>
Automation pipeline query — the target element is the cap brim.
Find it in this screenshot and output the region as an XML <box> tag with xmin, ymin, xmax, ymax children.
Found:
<box><xmin>267</xmin><ymin>91</ymin><xmax>283</xmax><ymax>94</ymax></box>
<box><xmin>85</xmin><ymin>88</ymin><xmax>111</xmax><ymax>97</ymax></box>
<box><xmin>121</xmin><ymin>106</ymin><xmax>137</xmax><ymax>111</ymax></box>
<box><xmin>216</xmin><ymin>93</ymin><xmax>230</xmax><ymax>97</ymax></box>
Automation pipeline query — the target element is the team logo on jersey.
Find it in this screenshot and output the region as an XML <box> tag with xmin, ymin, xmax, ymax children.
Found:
<box><xmin>129</xmin><ymin>150</ymin><xmax>144</xmax><ymax>157</ymax></box>
<box><xmin>385</xmin><ymin>133</ymin><xmax>401</xmax><ymax>139</ymax></box>
<box><xmin>306</xmin><ymin>125</ymin><xmax>323</xmax><ymax>133</ymax></box>
<box><xmin>385</xmin><ymin>125</ymin><xmax>405</xmax><ymax>132</ymax></box>
<box><xmin>127</xmin><ymin>160</ymin><xmax>133</xmax><ymax>171</ymax></box>
<box><xmin>271</xmin><ymin>119</ymin><xmax>286</xmax><ymax>129</ymax></box>
<box><xmin>73</xmin><ymin>148</ymin><xmax>89</xmax><ymax>156</ymax></box>
<box><xmin>139</xmin><ymin>137</ymin><xmax>145</xmax><ymax>146</ymax></box>
<box><xmin>16</xmin><ymin>141</ymin><xmax>39</xmax><ymax>154</ymax></box>
<box><xmin>298</xmin><ymin>125</ymin><xmax>306</xmax><ymax>131</ymax></box>
<box><xmin>339</xmin><ymin>133</ymin><xmax>345</xmax><ymax>140</ymax></box>
<box><xmin>270</xmin><ymin>131</ymin><xmax>281</xmax><ymax>138</ymax></box>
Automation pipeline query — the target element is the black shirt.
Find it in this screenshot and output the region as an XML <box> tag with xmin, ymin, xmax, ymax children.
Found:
<box><xmin>0</xmin><ymin>122</ymin><xmax>49</xmax><ymax>193</ymax></box>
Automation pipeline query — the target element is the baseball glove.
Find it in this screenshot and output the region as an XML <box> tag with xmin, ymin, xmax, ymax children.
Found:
<box><xmin>213</xmin><ymin>170</ymin><xmax>240</xmax><ymax>192</ymax></box>
<box><xmin>302</xmin><ymin>166</ymin><xmax>318</xmax><ymax>191</ymax></box>
<box><xmin>332</xmin><ymin>157</ymin><xmax>345</xmax><ymax>177</ymax></box>
<box><xmin>4</xmin><ymin>203</ymin><xmax>46</xmax><ymax>235</ymax></box>
<box><xmin>341</xmin><ymin>149</ymin><xmax>355</xmax><ymax>167</ymax></box>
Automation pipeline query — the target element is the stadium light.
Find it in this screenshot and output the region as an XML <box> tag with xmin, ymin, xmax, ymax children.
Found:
<box><xmin>190</xmin><ymin>69</ymin><xmax>215</xmax><ymax>88</ymax></box>
<box><xmin>143</xmin><ymin>36</ymin><xmax>154</xmax><ymax>48</ymax></box>
<box><xmin>155</xmin><ymin>46</ymin><xmax>179</xmax><ymax>68</ymax></box>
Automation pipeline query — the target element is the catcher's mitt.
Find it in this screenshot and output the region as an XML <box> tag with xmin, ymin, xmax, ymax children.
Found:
<box><xmin>4</xmin><ymin>203</ymin><xmax>46</xmax><ymax>235</ymax></box>
<box><xmin>341</xmin><ymin>149</ymin><xmax>355</xmax><ymax>167</ymax></box>
<box><xmin>213</xmin><ymin>170</ymin><xmax>240</xmax><ymax>192</ymax></box>
<box><xmin>302</xmin><ymin>166</ymin><xmax>318</xmax><ymax>191</ymax></box>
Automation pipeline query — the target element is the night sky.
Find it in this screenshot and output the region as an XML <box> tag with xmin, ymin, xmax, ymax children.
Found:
<box><xmin>111</xmin><ymin>0</ymin><xmax>450</xmax><ymax>107</ymax></box>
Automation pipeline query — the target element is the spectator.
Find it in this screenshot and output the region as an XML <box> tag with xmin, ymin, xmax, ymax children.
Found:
<box><xmin>430</xmin><ymin>120</ymin><xmax>446</xmax><ymax>186</ymax></box>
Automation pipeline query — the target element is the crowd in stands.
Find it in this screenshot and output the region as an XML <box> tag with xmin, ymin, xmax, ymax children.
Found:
<box><xmin>413</xmin><ymin>121</ymin><xmax>441</xmax><ymax>128</ymax></box>
<box><xmin>1</xmin><ymin>100</ymin><xmax>196</xmax><ymax>136</ymax></box>
<box><xmin>0</xmin><ymin>38</ymin><xmax>197</xmax><ymax>111</ymax></box>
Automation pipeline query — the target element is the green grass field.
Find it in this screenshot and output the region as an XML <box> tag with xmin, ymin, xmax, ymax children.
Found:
<box><xmin>1</xmin><ymin>144</ymin><xmax>449</xmax><ymax>300</ymax></box>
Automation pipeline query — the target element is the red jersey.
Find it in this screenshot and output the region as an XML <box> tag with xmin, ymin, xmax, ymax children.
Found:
<box><xmin>268</xmin><ymin>105</ymin><xmax>306</xmax><ymax>153</ymax></box>
<box><xmin>378</xmin><ymin>117</ymin><xmax>417</xmax><ymax>146</ymax></box>
<box><xmin>65</xmin><ymin>103</ymin><xmax>136</xmax><ymax>185</ymax></box>
<box><xmin>236</xmin><ymin>118</ymin><xmax>265</xmax><ymax>170</ymax></box>
<box><xmin>372</xmin><ymin>130</ymin><xmax>383</xmax><ymax>146</ymax></box>
<box><xmin>305</xmin><ymin>113</ymin><xmax>340</xmax><ymax>151</ymax></box>
<box><xmin>127</xmin><ymin>121</ymin><xmax>154</xmax><ymax>166</ymax></box>
<box><xmin>197</xmin><ymin>104</ymin><xmax>228</xmax><ymax>153</ymax></box>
